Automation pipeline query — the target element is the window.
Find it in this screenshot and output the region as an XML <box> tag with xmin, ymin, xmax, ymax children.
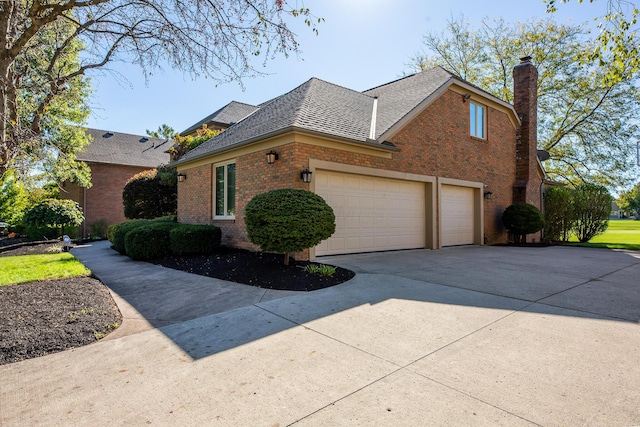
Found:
<box><xmin>470</xmin><ymin>102</ymin><xmax>486</xmax><ymax>139</ymax></box>
<box><xmin>214</xmin><ymin>162</ymin><xmax>235</xmax><ymax>218</ymax></box>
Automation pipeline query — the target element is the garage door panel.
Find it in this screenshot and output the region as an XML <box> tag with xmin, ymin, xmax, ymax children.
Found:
<box><xmin>316</xmin><ymin>171</ymin><xmax>426</xmax><ymax>256</ymax></box>
<box><xmin>441</xmin><ymin>185</ymin><xmax>475</xmax><ymax>247</ymax></box>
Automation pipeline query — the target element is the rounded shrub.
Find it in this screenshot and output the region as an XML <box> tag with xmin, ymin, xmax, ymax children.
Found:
<box><xmin>502</xmin><ymin>203</ymin><xmax>545</xmax><ymax>243</ymax></box>
<box><xmin>169</xmin><ymin>224</ymin><xmax>222</xmax><ymax>256</ymax></box>
<box><xmin>124</xmin><ymin>221</ymin><xmax>179</xmax><ymax>260</ymax></box>
<box><xmin>111</xmin><ymin>219</ymin><xmax>151</xmax><ymax>254</ymax></box>
<box><xmin>123</xmin><ymin>166</ymin><xmax>177</xmax><ymax>219</ymax></box>
<box><xmin>245</xmin><ymin>189</ymin><xmax>335</xmax><ymax>264</ymax></box>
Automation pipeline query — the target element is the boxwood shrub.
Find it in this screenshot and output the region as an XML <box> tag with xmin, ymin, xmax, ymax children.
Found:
<box><xmin>111</xmin><ymin>219</ymin><xmax>152</xmax><ymax>254</ymax></box>
<box><xmin>169</xmin><ymin>224</ymin><xmax>221</xmax><ymax>256</ymax></box>
<box><xmin>124</xmin><ymin>221</ymin><xmax>179</xmax><ymax>260</ymax></box>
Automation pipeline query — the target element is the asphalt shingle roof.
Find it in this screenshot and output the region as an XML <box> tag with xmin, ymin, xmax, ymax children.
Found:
<box><xmin>180</xmin><ymin>101</ymin><xmax>259</xmax><ymax>135</ymax></box>
<box><xmin>177</xmin><ymin>67</ymin><xmax>458</xmax><ymax>164</ymax></box>
<box><xmin>79</xmin><ymin>129</ymin><xmax>171</xmax><ymax>167</ymax></box>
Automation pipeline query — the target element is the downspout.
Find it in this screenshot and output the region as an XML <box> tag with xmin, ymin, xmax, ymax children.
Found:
<box><xmin>369</xmin><ymin>97</ymin><xmax>378</xmax><ymax>140</ymax></box>
<box><xmin>83</xmin><ymin>187</ymin><xmax>87</xmax><ymax>238</ymax></box>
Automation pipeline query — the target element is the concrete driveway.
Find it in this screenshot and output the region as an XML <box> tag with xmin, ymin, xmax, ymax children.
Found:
<box><xmin>1</xmin><ymin>244</ymin><xmax>639</xmax><ymax>426</ymax></box>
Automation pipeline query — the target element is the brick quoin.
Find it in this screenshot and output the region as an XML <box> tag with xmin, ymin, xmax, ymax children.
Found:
<box><xmin>64</xmin><ymin>163</ymin><xmax>154</xmax><ymax>238</ymax></box>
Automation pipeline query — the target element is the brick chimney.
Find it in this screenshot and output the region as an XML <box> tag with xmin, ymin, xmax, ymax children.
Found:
<box><xmin>512</xmin><ymin>56</ymin><xmax>538</xmax><ymax>203</ymax></box>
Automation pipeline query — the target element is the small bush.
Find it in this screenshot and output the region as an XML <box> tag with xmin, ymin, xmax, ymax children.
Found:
<box><xmin>543</xmin><ymin>186</ymin><xmax>574</xmax><ymax>242</ymax></box>
<box><xmin>245</xmin><ymin>189</ymin><xmax>336</xmax><ymax>265</ymax></box>
<box><xmin>299</xmin><ymin>264</ymin><xmax>336</xmax><ymax>277</ymax></box>
<box><xmin>111</xmin><ymin>219</ymin><xmax>151</xmax><ymax>254</ymax></box>
<box><xmin>107</xmin><ymin>223</ymin><xmax>119</xmax><ymax>243</ymax></box>
<box><xmin>502</xmin><ymin>203</ymin><xmax>545</xmax><ymax>243</ymax></box>
<box><xmin>124</xmin><ymin>221</ymin><xmax>179</xmax><ymax>260</ymax></box>
<box><xmin>572</xmin><ymin>183</ymin><xmax>612</xmax><ymax>242</ymax></box>
<box><xmin>169</xmin><ymin>224</ymin><xmax>221</xmax><ymax>256</ymax></box>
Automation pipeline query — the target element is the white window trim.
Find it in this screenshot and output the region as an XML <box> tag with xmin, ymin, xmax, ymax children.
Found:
<box><xmin>213</xmin><ymin>160</ymin><xmax>236</xmax><ymax>220</ymax></box>
<box><xmin>470</xmin><ymin>101</ymin><xmax>487</xmax><ymax>139</ymax></box>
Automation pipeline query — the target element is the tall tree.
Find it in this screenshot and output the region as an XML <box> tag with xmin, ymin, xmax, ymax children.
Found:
<box><xmin>0</xmin><ymin>1</ymin><xmax>319</xmax><ymax>181</ymax></box>
<box><xmin>546</xmin><ymin>0</ymin><xmax>639</xmax><ymax>84</ymax></box>
<box><xmin>146</xmin><ymin>124</ymin><xmax>175</xmax><ymax>140</ymax></box>
<box><xmin>411</xmin><ymin>17</ymin><xmax>640</xmax><ymax>188</ymax></box>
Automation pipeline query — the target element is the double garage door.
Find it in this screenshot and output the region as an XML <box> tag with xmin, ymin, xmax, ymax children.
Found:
<box><xmin>315</xmin><ymin>171</ymin><xmax>476</xmax><ymax>256</ymax></box>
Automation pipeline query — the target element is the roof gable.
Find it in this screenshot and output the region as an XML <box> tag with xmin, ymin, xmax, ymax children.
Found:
<box><xmin>181</xmin><ymin>101</ymin><xmax>259</xmax><ymax>135</ymax></box>
<box><xmin>79</xmin><ymin>129</ymin><xmax>171</xmax><ymax>167</ymax></box>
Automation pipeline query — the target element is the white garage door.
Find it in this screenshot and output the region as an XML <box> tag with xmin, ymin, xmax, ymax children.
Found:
<box><xmin>315</xmin><ymin>170</ymin><xmax>425</xmax><ymax>256</ymax></box>
<box><xmin>441</xmin><ymin>185</ymin><xmax>475</xmax><ymax>246</ymax></box>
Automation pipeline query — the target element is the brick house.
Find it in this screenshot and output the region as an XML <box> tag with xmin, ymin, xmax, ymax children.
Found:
<box><xmin>173</xmin><ymin>57</ymin><xmax>545</xmax><ymax>259</ymax></box>
<box><xmin>63</xmin><ymin>129</ymin><xmax>171</xmax><ymax>238</ymax></box>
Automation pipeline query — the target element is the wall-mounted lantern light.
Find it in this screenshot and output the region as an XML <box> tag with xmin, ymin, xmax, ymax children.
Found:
<box><xmin>266</xmin><ymin>150</ymin><xmax>279</xmax><ymax>164</ymax></box>
<box><xmin>301</xmin><ymin>168</ymin><xmax>313</xmax><ymax>183</ymax></box>
<box><xmin>484</xmin><ymin>191</ymin><xmax>493</xmax><ymax>199</ymax></box>
<box><xmin>462</xmin><ymin>94</ymin><xmax>471</xmax><ymax>103</ymax></box>
<box><xmin>177</xmin><ymin>173</ymin><xmax>187</xmax><ymax>182</ymax></box>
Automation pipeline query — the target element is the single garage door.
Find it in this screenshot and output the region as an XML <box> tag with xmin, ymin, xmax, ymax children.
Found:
<box><xmin>441</xmin><ymin>185</ymin><xmax>475</xmax><ymax>246</ymax></box>
<box><xmin>315</xmin><ymin>170</ymin><xmax>425</xmax><ymax>256</ymax></box>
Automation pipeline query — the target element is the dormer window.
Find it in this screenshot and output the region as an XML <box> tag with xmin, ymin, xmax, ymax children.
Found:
<box><xmin>470</xmin><ymin>102</ymin><xmax>486</xmax><ymax>139</ymax></box>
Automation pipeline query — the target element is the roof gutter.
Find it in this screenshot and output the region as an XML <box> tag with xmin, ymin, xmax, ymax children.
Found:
<box><xmin>171</xmin><ymin>126</ymin><xmax>399</xmax><ymax>168</ymax></box>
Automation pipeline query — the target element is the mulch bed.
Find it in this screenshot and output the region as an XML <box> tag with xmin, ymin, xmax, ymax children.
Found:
<box><xmin>0</xmin><ymin>276</ymin><xmax>122</xmax><ymax>366</ymax></box>
<box><xmin>149</xmin><ymin>247</ymin><xmax>355</xmax><ymax>292</ymax></box>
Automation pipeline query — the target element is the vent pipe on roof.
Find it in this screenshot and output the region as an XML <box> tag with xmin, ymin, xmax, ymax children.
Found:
<box><xmin>369</xmin><ymin>96</ymin><xmax>378</xmax><ymax>140</ymax></box>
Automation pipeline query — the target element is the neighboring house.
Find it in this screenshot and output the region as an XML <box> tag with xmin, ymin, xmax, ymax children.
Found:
<box><xmin>63</xmin><ymin>129</ymin><xmax>171</xmax><ymax>238</ymax></box>
<box><xmin>173</xmin><ymin>57</ymin><xmax>546</xmax><ymax>259</ymax></box>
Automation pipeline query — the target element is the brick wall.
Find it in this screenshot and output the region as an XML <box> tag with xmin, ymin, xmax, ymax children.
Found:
<box><xmin>64</xmin><ymin>163</ymin><xmax>153</xmax><ymax>237</ymax></box>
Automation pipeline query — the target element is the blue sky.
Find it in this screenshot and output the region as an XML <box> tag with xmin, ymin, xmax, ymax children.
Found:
<box><xmin>85</xmin><ymin>0</ymin><xmax>606</xmax><ymax>136</ymax></box>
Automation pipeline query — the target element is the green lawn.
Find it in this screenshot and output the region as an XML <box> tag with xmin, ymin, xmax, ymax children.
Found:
<box><xmin>567</xmin><ymin>219</ymin><xmax>640</xmax><ymax>250</ymax></box>
<box><xmin>0</xmin><ymin>252</ymin><xmax>91</xmax><ymax>286</ymax></box>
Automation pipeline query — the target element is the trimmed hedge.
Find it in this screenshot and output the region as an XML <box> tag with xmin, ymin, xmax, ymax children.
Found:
<box><xmin>111</xmin><ymin>219</ymin><xmax>151</xmax><ymax>254</ymax></box>
<box><xmin>169</xmin><ymin>224</ymin><xmax>221</xmax><ymax>256</ymax></box>
<box><xmin>124</xmin><ymin>221</ymin><xmax>179</xmax><ymax>260</ymax></box>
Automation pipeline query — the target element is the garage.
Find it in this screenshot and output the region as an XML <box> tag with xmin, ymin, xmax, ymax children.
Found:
<box><xmin>440</xmin><ymin>185</ymin><xmax>475</xmax><ymax>246</ymax></box>
<box><xmin>315</xmin><ymin>170</ymin><xmax>426</xmax><ymax>256</ymax></box>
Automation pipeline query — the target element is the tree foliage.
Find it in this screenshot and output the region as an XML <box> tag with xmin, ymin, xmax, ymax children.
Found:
<box><xmin>0</xmin><ymin>170</ymin><xmax>29</xmax><ymax>226</ymax></box>
<box><xmin>0</xmin><ymin>1</ymin><xmax>320</xmax><ymax>181</ymax></box>
<box><xmin>23</xmin><ymin>198</ymin><xmax>84</xmax><ymax>237</ymax></box>
<box><xmin>146</xmin><ymin>124</ymin><xmax>176</xmax><ymax>140</ymax></box>
<box><xmin>122</xmin><ymin>166</ymin><xmax>177</xmax><ymax>219</ymax></box>
<box><xmin>411</xmin><ymin>16</ymin><xmax>640</xmax><ymax>188</ymax></box>
<box><xmin>546</xmin><ymin>0</ymin><xmax>639</xmax><ymax>84</ymax></box>
<box><xmin>572</xmin><ymin>182</ymin><xmax>612</xmax><ymax>242</ymax></box>
<box><xmin>172</xmin><ymin>125</ymin><xmax>221</xmax><ymax>159</ymax></box>
<box><xmin>502</xmin><ymin>203</ymin><xmax>545</xmax><ymax>243</ymax></box>
<box><xmin>617</xmin><ymin>182</ymin><xmax>640</xmax><ymax>216</ymax></box>
<box><xmin>245</xmin><ymin>189</ymin><xmax>336</xmax><ymax>265</ymax></box>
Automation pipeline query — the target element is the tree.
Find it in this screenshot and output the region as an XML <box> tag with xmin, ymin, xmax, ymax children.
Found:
<box><xmin>1</xmin><ymin>1</ymin><xmax>320</xmax><ymax>181</ymax></box>
<box><xmin>546</xmin><ymin>0</ymin><xmax>639</xmax><ymax>84</ymax></box>
<box><xmin>146</xmin><ymin>124</ymin><xmax>176</xmax><ymax>140</ymax></box>
<box><xmin>23</xmin><ymin>198</ymin><xmax>84</xmax><ymax>237</ymax></box>
<box><xmin>122</xmin><ymin>166</ymin><xmax>177</xmax><ymax>219</ymax></box>
<box><xmin>617</xmin><ymin>182</ymin><xmax>640</xmax><ymax>216</ymax></box>
<box><xmin>245</xmin><ymin>189</ymin><xmax>336</xmax><ymax>265</ymax></box>
<box><xmin>502</xmin><ymin>203</ymin><xmax>545</xmax><ymax>243</ymax></box>
<box><xmin>572</xmin><ymin>182</ymin><xmax>612</xmax><ymax>242</ymax></box>
<box><xmin>411</xmin><ymin>17</ymin><xmax>640</xmax><ymax>188</ymax></box>
<box><xmin>3</xmin><ymin>14</ymin><xmax>92</xmax><ymax>186</ymax></box>
<box><xmin>0</xmin><ymin>170</ymin><xmax>29</xmax><ymax>227</ymax></box>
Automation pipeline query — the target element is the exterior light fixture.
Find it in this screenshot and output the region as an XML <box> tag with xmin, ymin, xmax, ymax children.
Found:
<box><xmin>266</xmin><ymin>150</ymin><xmax>279</xmax><ymax>164</ymax></box>
<box><xmin>484</xmin><ymin>191</ymin><xmax>493</xmax><ymax>199</ymax></box>
<box><xmin>462</xmin><ymin>94</ymin><xmax>471</xmax><ymax>103</ymax></box>
<box><xmin>177</xmin><ymin>173</ymin><xmax>187</xmax><ymax>182</ymax></box>
<box><xmin>301</xmin><ymin>168</ymin><xmax>313</xmax><ymax>183</ymax></box>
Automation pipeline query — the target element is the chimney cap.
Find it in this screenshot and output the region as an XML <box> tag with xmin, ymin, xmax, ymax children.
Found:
<box><xmin>519</xmin><ymin>55</ymin><xmax>532</xmax><ymax>64</ymax></box>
